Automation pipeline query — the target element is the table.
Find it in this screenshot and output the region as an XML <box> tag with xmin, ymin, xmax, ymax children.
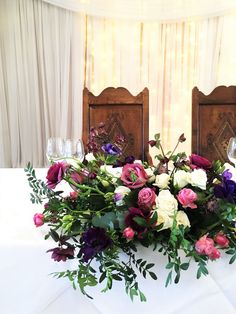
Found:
<box><xmin>0</xmin><ymin>168</ymin><xmax>236</xmax><ymax>314</ymax></box>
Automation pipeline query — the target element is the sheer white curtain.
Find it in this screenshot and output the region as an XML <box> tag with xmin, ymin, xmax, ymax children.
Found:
<box><xmin>0</xmin><ymin>0</ymin><xmax>85</xmax><ymax>167</ymax></box>
<box><xmin>2</xmin><ymin>0</ymin><xmax>236</xmax><ymax>167</ymax></box>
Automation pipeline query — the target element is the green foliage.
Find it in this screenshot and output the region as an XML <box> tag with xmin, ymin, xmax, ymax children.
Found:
<box><xmin>24</xmin><ymin>162</ymin><xmax>57</xmax><ymax>204</ymax></box>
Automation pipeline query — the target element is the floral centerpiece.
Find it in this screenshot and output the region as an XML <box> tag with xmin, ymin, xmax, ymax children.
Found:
<box><xmin>26</xmin><ymin>124</ymin><xmax>236</xmax><ymax>302</ymax></box>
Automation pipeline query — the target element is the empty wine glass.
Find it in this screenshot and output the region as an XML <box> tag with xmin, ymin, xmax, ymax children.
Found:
<box><xmin>62</xmin><ymin>139</ymin><xmax>84</xmax><ymax>166</ymax></box>
<box><xmin>227</xmin><ymin>137</ymin><xmax>236</xmax><ymax>167</ymax></box>
<box><xmin>46</xmin><ymin>138</ymin><xmax>65</xmax><ymax>162</ymax></box>
<box><xmin>73</xmin><ymin>139</ymin><xmax>85</xmax><ymax>162</ymax></box>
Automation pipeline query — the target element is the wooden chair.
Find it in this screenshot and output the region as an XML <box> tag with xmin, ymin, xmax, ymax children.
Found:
<box><xmin>82</xmin><ymin>87</ymin><xmax>150</xmax><ymax>161</ymax></box>
<box><xmin>192</xmin><ymin>86</ymin><xmax>236</xmax><ymax>163</ymax></box>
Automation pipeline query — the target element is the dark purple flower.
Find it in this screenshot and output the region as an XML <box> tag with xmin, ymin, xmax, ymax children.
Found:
<box><xmin>214</xmin><ymin>178</ymin><xmax>236</xmax><ymax>203</ymax></box>
<box><xmin>46</xmin><ymin>162</ymin><xmax>67</xmax><ymax>189</ymax></box>
<box><xmin>101</xmin><ymin>143</ymin><xmax>121</xmax><ymax>156</ymax></box>
<box><xmin>80</xmin><ymin>227</ymin><xmax>112</xmax><ymax>262</ymax></box>
<box><xmin>124</xmin><ymin>156</ymin><xmax>135</xmax><ymax>164</ymax></box>
<box><xmin>47</xmin><ymin>246</ymin><xmax>75</xmax><ymax>262</ymax></box>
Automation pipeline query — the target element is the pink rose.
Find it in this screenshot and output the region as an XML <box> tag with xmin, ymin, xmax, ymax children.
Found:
<box><xmin>123</xmin><ymin>227</ymin><xmax>135</xmax><ymax>240</ymax></box>
<box><xmin>214</xmin><ymin>233</ymin><xmax>229</xmax><ymax>248</ymax></box>
<box><xmin>177</xmin><ymin>188</ymin><xmax>197</xmax><ymax>209</ymax></box>
<box><xmin>195</xmin><ymin>235</ymin><xmax>221</xmax><ymax>260</ymax></box>
<box><xmin>121</xmin><ymin>163</ymin><xmax>148</xmax><ymax>189</ymax></box>
<box><xmin>46</xmin><ymin>162</ymin><xmax>66</xmax><ymax>189</ymax></box>
<box><xmin>195</xmin><ymin>235</ymin><xmax>214</xmax><ymax>255</ymax></box>
<box><xmin>33</xmin><ymin>213</ymin><xmax>44</xmax><ymax>227</ymax></box>
<box><xmin>138</xmin><ymin>188</ymin><xmax>156</xmax><ymax>210</ymax></box>
<box><xmin>208</xmin><ymin>247</ymin><xmax>221</xmax><ymax>260</ymax></box>
<box><xmin>189</xmin><ymin>154</ymin><xmax>212</xmax><ymax>170</ymax></box>
<box><xmin>70</xmin><ymin>191</ymin><xmax>78</xmax><ymax>199</ymax></box>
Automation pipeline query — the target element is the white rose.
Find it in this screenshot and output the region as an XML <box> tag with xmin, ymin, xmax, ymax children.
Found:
<box><xmin>174</xmin><ymin>170</ymin><xmax>190</xmax><ymax>188</ymax></box>
<box><xmin>85</xmin><ymin>152</ymin><xmax>96</xmax><ymax>162</ymax></box>
<box><xmin>156</xmin><ymin>211</ymin><xmax>174</xmax><ymax>230</ymax></box>
<box><xmin>145</xmin><ymin>167</ymin><xmax>156</xmax><ymax>183</ymax></box>
<box><xmin>176</xmin><ymin>210</ymin><xmax>191</xmax><ymax>228</ymax></box>
<box><xmin>100</xmin><ymin>165</ymin><xmax>122</xmax><ymax>178</ymax></box>
<box><xmin>224</xmin><ymin>163</ymin><xmax>236</xmax><ymax>182</ymax></box>
<box><xmin>155</xmin><ymin>189</ymin><xmax>178</xmax><ymax>216</ymax></box>
<box><xmin>188</xmin><ymin>169</ymin><xmax>207</xmax><ymax>190</ymax></box>
<box><xmin>153</xmin><ymin>173</ymin><xmax>170</xmax><ymax>189</ymax></box>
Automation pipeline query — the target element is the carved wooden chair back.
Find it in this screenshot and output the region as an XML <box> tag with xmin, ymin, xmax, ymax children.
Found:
<box><xmin>192</xmin><ymin>86</ymin><xmax>236</xmax><ymax>162</ymax></box>
<box><xmin>82</xmin><ymin>87</ymin><xmax>149</xmax><ymax>161</ymax></box>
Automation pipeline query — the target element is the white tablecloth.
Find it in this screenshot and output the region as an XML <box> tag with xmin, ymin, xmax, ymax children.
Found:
<box><xmin>0</xmin><ymin>168</ymin><xmax>236</xmax><ymax>314</ymax></box>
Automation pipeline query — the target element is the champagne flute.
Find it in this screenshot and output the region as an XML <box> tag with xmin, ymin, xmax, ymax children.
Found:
<box><xmin>73</xmin><ymin>139</ymin><xmax>85</xmax><ymax>162</ymax></box>
<box><xmin>46</xmin><ymin>138</ymin><xmax>65</xmax><ymax>163</ymax></box>
<box><xmin>227</xmin><ymin>137</ymin><xmax>236</xmax><ymax>167</ymax></box>
<box><xmin>63</xmin><ymin>139</ymin><xmax>85</xmax><ymax>167</ymax></box>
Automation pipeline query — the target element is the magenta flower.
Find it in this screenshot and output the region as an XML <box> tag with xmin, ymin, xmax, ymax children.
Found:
<box><xmin>33</xmin><ymin>213</ymin><xmax>44</xmax><ymax>227</ymax></box>
<box><xmin>46</xmin><ymin>162</ymin><xmax>66</xmax><ymax>189</ymax></box>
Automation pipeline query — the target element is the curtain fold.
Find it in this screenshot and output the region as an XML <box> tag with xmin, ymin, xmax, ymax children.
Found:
<box><xmin>0</xmin><ymin>0</ymin><xmax>85</xmax><ymax>167</ymax></box>
<box><xmin>1</xmin><ymin>0</ymin><xmax>236</xmax><ymax>167</ymax></box>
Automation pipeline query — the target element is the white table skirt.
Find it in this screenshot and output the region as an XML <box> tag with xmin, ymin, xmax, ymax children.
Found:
<box><xmin>0</xmin><ymin>168</ymin><xmax>236</xmax><ymax>314</ymax></box>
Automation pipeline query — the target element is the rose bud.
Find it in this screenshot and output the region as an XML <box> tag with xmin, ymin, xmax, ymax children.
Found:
<box><xmin>70</xmin><ymin>191</ymin><xmax>78</xmax><ymax>199</ymax></box>
<box><xmin>214</xmin><ymin>233</ymin><xmax>229</xmax><ymax>248</ymax></box>
<box><xmin>148</xmin><ymin>140</ymin><xmax>157</xmax><ymax>147</ymax></box>
<box><xmin>179</xmin><ymin>133</ymin><xmax>186</xmax><ymax>143</ymax></box>
<box><xmin>33</xmin><ymin>213</ymin><xmax>44</xmax><ymax>227</ymax></box>
<box><xmin>123</xmin><ymin>227</ymin><xmax>135</xmax><ymax>240</ymax></box>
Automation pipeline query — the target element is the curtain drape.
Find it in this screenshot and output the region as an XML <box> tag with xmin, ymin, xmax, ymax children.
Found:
<box><xmin>1</xmin><ymin>0</ymin><xmax>236</xmax><ymax>167</ymax></box>
<box><xmin>0</xmin><ymin>0</ymin><xmax>85</xmax><ymax>167</ymax></box>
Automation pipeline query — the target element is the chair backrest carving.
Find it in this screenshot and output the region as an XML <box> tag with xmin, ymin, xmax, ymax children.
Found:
<box><xmin>192</xmin><ymin>86</ymin><xmax>236</xmax><ymax>162</ymax></box>
<box><xmin>82</xmin><ymin>87</ymin><xmax>149</xmax><ymax>161</ymax></box>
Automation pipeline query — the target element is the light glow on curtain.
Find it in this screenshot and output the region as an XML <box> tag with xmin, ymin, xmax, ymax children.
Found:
<box><xmin>1</xmin><ymin>0</ymin><xmax>236</xmax><ymax>167</ymax></box>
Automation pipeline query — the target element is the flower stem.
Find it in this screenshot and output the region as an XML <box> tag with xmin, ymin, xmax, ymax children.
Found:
<box><xmin>65</xmin><ymin>178</ymin><xmax>105</xmax><ymax>196</ymax></box>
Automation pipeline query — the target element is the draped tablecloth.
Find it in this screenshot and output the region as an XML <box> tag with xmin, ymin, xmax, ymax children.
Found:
<box><xmin>0</xmin><ymin>168</ymin><xmax>236</xmax><ymax>314</ymax></box>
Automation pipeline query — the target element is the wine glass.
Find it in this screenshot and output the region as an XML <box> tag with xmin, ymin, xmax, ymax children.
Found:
<box><xmin>227</xmin><ymin>137</ymin><xmax>236</xmax><ymax>167</ymax></box>
<box><xmin>46</xmin><ymin>138</ymin><xmax>65</xmax><ymax>163</ymax></box>
<box><xmin>63</xmin><ymin>139</ymin><xmax>85</xmax><ymax>167</ymax></box>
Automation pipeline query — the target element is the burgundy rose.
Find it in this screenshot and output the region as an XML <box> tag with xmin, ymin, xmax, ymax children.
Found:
<box><xmin>138</xmin><ymin>188</ymin><xmax>156</xmax><ymax>210</ymax></box>
<box><xmin>121</xmin><ymin>163</ymin><xmax>148</xmax><ymax>189</ymax></box>
<box><xmin>46</xmin><ymin>162</ymin><xmax>66</xmax><ymax>189</ymax></box>
<box><xmin>125</xmin><ymin>207</ymin><xmax>148</xmax><ymax>233</ymax></box>
<box><xmin>189</xmin><ymin>154</ymin><xmax>212</xmax><ymax>170</ymax></box>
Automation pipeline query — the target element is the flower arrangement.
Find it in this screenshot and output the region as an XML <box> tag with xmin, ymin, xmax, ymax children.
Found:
<box><xmin>26</xmin><ymin>125</ymin><xmax>236</xmax><ymax>302</ymax></box>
